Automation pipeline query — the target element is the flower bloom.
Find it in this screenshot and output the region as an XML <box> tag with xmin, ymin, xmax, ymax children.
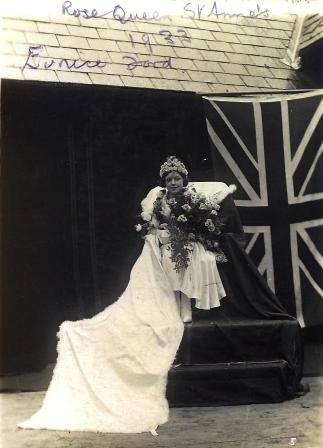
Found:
<box><xmin>135</xmin><ymin>224</ymin><xmax>142</xmax><ymax>232</ymax></box>
<box><xmin>182</xmin><ymin>204</ymin><xmax>191</xmax><ymax>212</ymax></box>
<box><xmin>199</xmin><ymin>203</ymin><xmax>207</xmax><ymax>210</ymax></box>
<box><xmin>141</xmin><ymin>212</ymin><xmax>151</xmax><ymax>221</ymax></box>
<box><xmin>210</xmin><ymin>209</ymin><xmax>218</xmax><ymax>215</ymax></box>
<box><xmin>168</xmin><ymin>198</ymin><xmax>177</xmax><ymax>205</ymax></box>
<box><xmin>177</xmin><ymin>215</ymin><xmax>187</xmax><ymax>222</ymax></box>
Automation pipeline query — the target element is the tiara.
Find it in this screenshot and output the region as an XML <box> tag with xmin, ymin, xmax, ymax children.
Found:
<box><xmin>159</xmin><ymin>156</ymin><xmax>188</xmax><ymax>178</ymax></box>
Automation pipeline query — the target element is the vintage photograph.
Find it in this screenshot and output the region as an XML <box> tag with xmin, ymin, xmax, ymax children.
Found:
<box><xmin>1</xmin><ymin>0</ymin><xmax>323</xmax><ymax>447</ymax></box>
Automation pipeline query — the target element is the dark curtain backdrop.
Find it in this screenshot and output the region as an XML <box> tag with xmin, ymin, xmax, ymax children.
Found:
<box><xmin>1</xmin><ymin>80</ymin><xmax>213</xmax><ymax>374</ymax></box>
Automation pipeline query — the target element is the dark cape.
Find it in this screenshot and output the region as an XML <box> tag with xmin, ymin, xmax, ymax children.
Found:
<box><xmin>191</xmin><ymin>194</ymin><xmax>304</xmax><ymax>397</ymax></box>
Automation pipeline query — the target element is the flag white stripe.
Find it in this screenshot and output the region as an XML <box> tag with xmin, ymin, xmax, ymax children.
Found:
<box><xmin>299</xmin><ymin>260</ymin><xmax>323</xmax><ymax>298</ymax></box>
<box><xmin>298</xmin><ymin>143</ymin><xmax>323</xmax><ymax>197</ymax></box>
<box><xmin>210</xmin><ymin>102</ymin><xmax>259</xmax><ymax>170</ymax></box>
<box><xmin>253</xmin><ymin>103</ymin><xmax>268</xmax><ymax>206</ymax></box>
<box><xmin>291</xmin><ymin>99</ymin><xmax>323</xmax><ymax>173</ymax></box>
<box><xmin>206</xmin><ymin>119</ymin><xmax>260</xmax><ymax>202</ymax></box>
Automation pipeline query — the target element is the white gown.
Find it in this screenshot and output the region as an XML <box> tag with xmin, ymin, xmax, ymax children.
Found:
<box><xmin>161</xmin><ymin>240</ymin><xmax>226</xmax><ymax>309</ymax></box>
<box><xmin>18</xmin><ymin>235</ymin><xmax>183</xmax><ymax>434</ymax></box>
<box><xmin>19</xmin><ymin>181</ymin><xmax>234</xmax><ymax>434</ymax></box>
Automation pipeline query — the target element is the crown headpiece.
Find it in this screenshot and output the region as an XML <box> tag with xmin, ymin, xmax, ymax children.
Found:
<box><xmin>159</xmin><ymin>156</ymin><xmax>188</xmax><ymax>178</ymax></box>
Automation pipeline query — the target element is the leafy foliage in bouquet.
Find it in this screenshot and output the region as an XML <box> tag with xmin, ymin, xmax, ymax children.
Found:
<box><xmin>154</xmin><ymin>188</ymin><xmax>228</xmax><ymax>272</ymax></box>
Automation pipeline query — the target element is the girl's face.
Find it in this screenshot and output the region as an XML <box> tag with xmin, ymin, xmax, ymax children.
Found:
<box><xmin>165</xmin><ymin>171</ymin><xmax>184</xmax><ymax>195</ymax></box>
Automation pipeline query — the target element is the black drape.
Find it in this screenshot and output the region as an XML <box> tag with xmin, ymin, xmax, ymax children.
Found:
<box><xmin>1</xmin><ymin>80</ymin><xmax>213</xmax><ymax>374</ymax></box>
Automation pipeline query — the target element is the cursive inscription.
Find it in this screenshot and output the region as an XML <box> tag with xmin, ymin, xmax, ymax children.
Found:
<box><xmin>22</xmin><ymin>45</ymin><xmax>107</xmax><ymax>72</ymax></box>
<box><xmin>183</xmin><ymin>1</ymin><xmax>270</xmax><ymax>20</ymax></box>
<box><xmin>62</xmin><ymin>1</ymin><xmax>172</xmax><ymax>23</ymax></box>
<box><xmin>123</xmin><ymin>55</ymin><xmax>173</xmax><ymax>71</ymax></box>
<box><xmin>62</xmin><ymin>0</ymin><xmax>270</xmax><ymax>23</ymax></box>
<box><xmin>128</xmin><ymin>29</ymin><xmax>192</xmax><ymax>55</ymax></box>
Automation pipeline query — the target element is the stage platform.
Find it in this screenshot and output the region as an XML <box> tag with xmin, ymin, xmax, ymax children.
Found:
<box><xmin>168</xmin><ymin>319</ymin><xmax>303</xmax><ymax>406</ymax></box>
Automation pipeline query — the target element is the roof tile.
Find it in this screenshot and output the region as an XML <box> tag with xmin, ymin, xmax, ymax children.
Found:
<box><xmin>87</xmin><ymin>38</ymin><xmax>119</xmax><ymax>51</ymax></box>
<box><xmin>189</xmin><ymin>71</ymin><xmax>218</xmax><ymax>83</ymax></box>
<box><xmin>259</xmin><ymin>36</ymin><xmax>287</xmax><ymax>49</ymax></box>
<box><xmin>3</xmin><ymin>30</ymin><xmax>27</xmax><ymax>43</ymax></box>
<box><xmin>2</xmin><ymin>54</ymin><xmax>27</xmax><ymax>69</ymax></box>
<box><xmin>237</xmin><ymin>34</ymin><xmax>268</xmax><ymax>46</ymax></box>
<box><xmin>37</xmin><ymin>22</ymin><xmax>69</xmax><ymax>35</ymax></box>
<box><xmin>218</xmin><ymin>23</ymin><xmax>245</xmax><ymax>35</ymax></box>
<box><xmin>13</xmin><ymin>42</ymin><xmax>48</xmax><ymax>56</ymax></box>
<box><xmin>231</xmin><ymin>43</ymin><xmax>284</xmax><ymax>57</ymax></box>
<box><xmin>67</xmin><ymin>25</ymin><xmax>100</xmax><ymax>38</ymax></box>
<box><xmin>174</xmin><ymin>47</ymin><xmax>204</xmax><ymax>59</ymax></box>
<box><xmin>24</xmin><ymin>68</ymin><xmax>59</xmax><ymax>82</ymax></box>
<box><xmin>199</xmin><ymin>49</ymin><xmax>228</xmax><ymax>62</ymax></box>
<box><xmin>49</xmin><ymin>14</ymin><xmax>80</xmax><ymax>26</ymax></box>
<box><xmin>150</xmin><ymin>77</ymin><xmax>183</xmax><ymax>90</ymax></box>
<box><xmin>89</xmin><ymin>73</ymin><xmax>123</xmax><ymax>86</ymax></box>
<box><xmin>266</xmin><ymin>78</ymin><xmax>294</xmax><ymax>89</ymax></box>
<box><xmin>158</xmin><ymin>68</ymin><xmax>191</xmax><ymax>81</ymax></box>
<box><xmin>106</xmin><ymin>18</ymin><xmax>139</xmax><ymax>32</ymax></box>
<box><xmin>193</xmin><ymin>60</ymin><xmax>223</xmax><ymax>72</ymax></box>
<box><xmin>186</xmin><ymin>28</ymin><xmax>214</xmax><ymax>40</ymax></box>
<box><xmin>219</xmin><ymin>62</ymin><xmax>249</xmax><ymax>75</ymax></box>
<box><xmin>101</xmin><ymin>62</ymin><xmax>134</xmax><ymax>77</ymax></box>
<box><xmin>98</xmin><ymin>28</ymin><xmax>128</xmax><ymax>41</ymax></box>
<box><xmin>26</xmin><ymin>32</ymin><xmax>59</xmax><ymax>47</ymax></box>
<box><xmin>56</xmin><ymin>70</ymin><xmax>92</xmax><ymax>83</ymax></box>
<box><xmin>212</xmin><ymin>31</ymin><xmax>240</xmax><ymax>43</ymax></box>
<box><xmin>77</xmin><ymin>48</ymin><xmax>111</xmax><ymax>63</ymax></box>
<box><xmin>249</xmin><ymin>54</ymin><xmax>284</xmax><ymax>68</ymax></box>
<box><xmin>116</xmin><ymin>41</ymin><xmax>176</xmax><ymax>57</ymax></box>
<box><xmin>119</xmin><ymin>75</ymin><xmax>153</xmax><ymax>89</ymax></box>
<box><xmin>180</xmin><ymin>80</ymin><xmax>213</xmax><ymax>93</ymax></box>
<box><xmin>214</xmin><ymin>73</ymin><xmax>245</xmax><ymax>85</ymax></box>
<box><xmin>3</xmin><ymin>18</ymin><xmax>38</xmax><ymax>32</ymax></box>
<box><xmin>246</xmin><ymin>65</ymin><xmax>274</xmax><ymax>77</ymax></box>
<box><xmin>79</xmin><ymin>16</ymin><xmax>108</xmax><ymax>29</ymax></box>
<box><xmin>171</xmin><ymin>58</ymin><xmax>197</xmax><ymax>70</ymax></box>
<box><xmin>194</xmin><ymin>19</ymin><xmax>222</xmax><ymax>32</ymax></box>
<box><xmin>57</xmin><ymin>35</ymin><xmax>89</xmax><ymax>49</ymax></box>
<box><xmin>269</xmin><ymin>67</ymin><xmax>295</xmax><ymax>79</ymax></box>
<box><xmin>2</xmin><ymin>41</ymin><xmax>14</xmax><ymax>55</ymax></box>
<box><xmin>118</xmin><ymin>65</ymin><xmax>161</xmax><ymax>78</ymax></box>
<box><xmin>207</xmin><ymin>41</ymin><xmax>233</xmax><ymax>53</ymax></box>
<box><xmin>227</xmin><ymin>53</ymin><xmax>254</xmax><ymax>65</ymax></box>
<box><xmin>46</xmin><ymin>46</ymin><xmax>79</xmax><ymax>59</ymax></box>
<box><xmin>0</xmin><ymin>66</ymin><xmax>24</xmax><ymax>80</ymax></box>
<box><xmin>230</xmin><ymin>43</ymin><xmax>259</xmax><ymax>55</ymax></box>
<box><xmin>240</xmin><ymin>75</ymin><xmax>271</xmax><ymax>88</ymax></box>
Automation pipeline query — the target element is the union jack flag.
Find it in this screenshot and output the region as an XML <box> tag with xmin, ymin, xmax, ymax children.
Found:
<box><xmin>203</xmin><ymin>91</ymin><xmax>323</xmax><ymax>327</ymax></box>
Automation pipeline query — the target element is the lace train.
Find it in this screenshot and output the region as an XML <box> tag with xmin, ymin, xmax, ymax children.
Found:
<box><xmin>18</xmin><ymin>235</ymin><xmax>184</xmax><ymax>433</ymax></box>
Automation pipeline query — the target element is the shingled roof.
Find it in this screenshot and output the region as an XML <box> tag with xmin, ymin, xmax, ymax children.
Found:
<box><xmin>300</xmin><ymin>13</ymin><xmax>323</xmax><ymax>49</ymax></box>
<box><xmin>1</xmin><ymin>5</ymin><xmax>320</xmax><ymax>93</ymax></box>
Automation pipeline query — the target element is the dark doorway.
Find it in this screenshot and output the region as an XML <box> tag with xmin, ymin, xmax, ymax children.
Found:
<box><xmin>1</xmin><ymin>79</ymin><xmax>213</xmax><ymax>374</ymax></box>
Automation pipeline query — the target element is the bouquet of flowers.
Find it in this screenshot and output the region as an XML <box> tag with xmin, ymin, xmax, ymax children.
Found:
<box><xmin>136</xmin><ymin>187</ymin><xmax>227</xmax><ymax>272</ymax></box>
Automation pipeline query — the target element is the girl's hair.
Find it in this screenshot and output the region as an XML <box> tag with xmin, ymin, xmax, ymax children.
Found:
<box><xmin>160</xmin><ymin>171</ymin><xmax>189</xmax><ymax>187</ymax></box>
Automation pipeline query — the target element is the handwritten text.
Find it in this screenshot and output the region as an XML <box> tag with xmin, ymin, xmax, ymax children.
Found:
<box><xmin>22</xmin><ymin>45</ymin><xmax>107</xmax><ymax>72</ymax></box>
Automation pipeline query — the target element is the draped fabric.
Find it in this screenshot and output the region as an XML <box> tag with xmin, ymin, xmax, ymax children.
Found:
<box><xmin>18</xmin><ymin>184</ymin><xmax>302</xmax><ymax>433</ymax></box>
<box><xmin>203</xmin><ymin>91</ymin><xmax>323</xmax><ymax>327</ymax></box>
<box><xmin>19</xmin><ymin>235</ymin><xmax>184</xmax><ymax>433</ymax></box>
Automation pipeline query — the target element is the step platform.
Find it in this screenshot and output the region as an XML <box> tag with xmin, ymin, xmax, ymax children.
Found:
<box><xmin>167</xmin><ymin>319</ymin><xmax>303</xmax><ymax>407</ymax></box>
